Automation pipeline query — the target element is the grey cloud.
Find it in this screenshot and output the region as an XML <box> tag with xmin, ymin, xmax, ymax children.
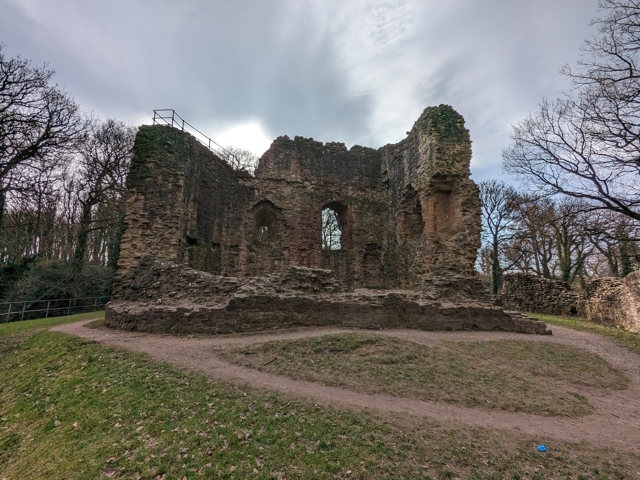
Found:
<box><xmin>0</xmin><ymin>0</ymin><xmax>602</xmax><ymax>177</ymax></box>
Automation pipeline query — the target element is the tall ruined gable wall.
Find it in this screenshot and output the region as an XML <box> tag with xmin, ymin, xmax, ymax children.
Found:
<box><xmin>114</xmin><ymin>125</ymin><xmax>253</xmax><ymax>294</ymax></box>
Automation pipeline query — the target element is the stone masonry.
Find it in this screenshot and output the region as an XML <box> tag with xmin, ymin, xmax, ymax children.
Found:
<box><xmin>498</xmin><ymin>273</ymin><xmax>584</xmax><ymax>317</ymax></box>
<box><xmin>499</xmin><ymin>272</ymin><xmax>640</xmax><ymax>333</ymax></box>
<box><xmin>585</xmin><ymin>272</ymin><xmax>640</xmax><ymax>333</ymax></box>
<box><xmin>106</xmin><ymin>105</ymin><xmax>550</xmax><ymax>335</ymax></box>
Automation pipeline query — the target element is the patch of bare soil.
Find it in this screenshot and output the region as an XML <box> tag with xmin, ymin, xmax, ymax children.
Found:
<box><xmin>51</xmin><ymin>321</ymin><xmax>640</xmax><ymax>453</ymax></box>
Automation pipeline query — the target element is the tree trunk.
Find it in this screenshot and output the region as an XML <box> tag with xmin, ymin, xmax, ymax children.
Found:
<box><xmin>73</xmin><ymin>202</ymin><xmax>93</xmax><ymax>273</ymax></box>
<box><xmin>0</xmin><ymin>186</ymin><xmax>5</xmax><ymax>231</ymax></box>
<box><xmin>491</xmin><ymin>243</ymin><xmax>502</xmax><ymax>297</ymax></box>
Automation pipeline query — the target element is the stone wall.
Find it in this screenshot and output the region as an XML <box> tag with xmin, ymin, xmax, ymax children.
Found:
<box><xmin>499</xmin><ymin>271</ymin><xmax>640</xmax><ymax>333</ymax></box>
<box><xmin>109</xmin><ymin>105</ymin><xmax>548</xmax><ymax>334</ymax></box>
<box><xmin>115</xmin><ymin>104</ymin><xmax>480</xmax><ymax>292</ymax></box>
<box><xmin>498</xmin><ymin>273</ymin><xmax>584</xmax><ymax>316</ymax></box>
<box><xmin>585</xmin><ymin>272</ymin><xmax>640</xmax><ymax>333</ymax></box>
<box><xmin>381</xmin><ymin>106</ymin><xmax>481</xmax><ymax>284</ymax></box>
<box><xmin>107</xmin><ymin>259</ymin><xmax>550</xmax><ymax>335</ymax></box>
<box><xmin>115</xmin><ymin>125</ymin><xmax>252</xmax><ymax>285</ymax></box>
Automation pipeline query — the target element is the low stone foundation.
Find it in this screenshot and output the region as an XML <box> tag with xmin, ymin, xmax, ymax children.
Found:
<box><xmin>105</xmin><ymin>260</ymin><xmax>551</xmax><ymax>335</ymax></box>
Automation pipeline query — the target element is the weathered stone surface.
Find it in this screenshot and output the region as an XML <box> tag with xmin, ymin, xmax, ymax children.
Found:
<box><xmin>106</xmin><ymin>261</ymin><xmax>549</xmax><ymax>334</ymax></box>
<box><xmin>499</xmin><ymin>271</ymin><xmax>640</xmax><ymax>333</ymax></box>
<box><xmin>585</xmin><ymin>272</ymin><xmax>640</xmax><ymax>333</ymax></box>
<box><xmin>114</xmin><ymin>105</ymin><xmax>480</xmax><ymax>291</ymax></box>
<box><xmin>110</xmin><ymin>105</ymin><xmax>549</xmax><ymax>334</ymax></box>
<box><xmin>498</xmin><ymin>273</ymin><xmax>584</xmax><ymax>316</ymax></box>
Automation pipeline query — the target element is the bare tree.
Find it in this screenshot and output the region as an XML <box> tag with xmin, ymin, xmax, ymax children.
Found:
<box><xmin>551</xmin><ymin>199</ymin><xmax>592</xmax><ymax>285</ymax></box>
<box><xmin>510</xmin><ymin>195</ymin><xmax>557</xmax><ymax>278</ymax></box>
<box><xmin>222</xmin><ymin>146</ymin><xmax>258</xmax><ymax>174</ymax></box>
<box><xmin>0</xmin><ymin>45</ymin><xmax>86</xmax><ymax>225</ymax></box>
<box><xmin>585</xmin><ymin>209</ymin><xmax>640</xmax><ymax>276</ymax></box>
<box><xmin>322</xmin><ymin>208</ymin><xmax>342</xmax><ymax>250</ymax></box>
<box><xmin>72</xmin><ymin>119</ymin><xmax>135</xmax><ymax>271</ymax></box>
<box><xmin>504</xmin><ymin>195</ymin><xmax>595</xmax><ymax>284</ymax></box>
<box><xmin>504</xmin><ymin>0</ymin><xmax>640</xmax><ymax>221</ymax></box>
<box><xmin>478</xmin><ymin>180</ymin><xmax>521</xmax><ymax>296</ymax></box>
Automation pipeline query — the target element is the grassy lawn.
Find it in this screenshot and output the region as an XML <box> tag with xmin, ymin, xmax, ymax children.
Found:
<box><xmin>0</xmin><ymin>310</ymin><xmax>105</xmax><ymax>335</ymax></box>
<box><xmin>528</xmin><ymin>313</ymin><xmax>640</xmax><ymax>354</ymax></box>
<box><xmin>220</xmin><ymin>333</ymin><xmax>628</xmax><ymax>417</ymax></box>
<box><xmin>0</xmin><ymin>311</ymin><xmax>105</xmax><ymax>359</ymax></box>
<box><xmin>0</xmin><ymin>314</ymin><xmax>638</xmax><ymax>479</ymax></box>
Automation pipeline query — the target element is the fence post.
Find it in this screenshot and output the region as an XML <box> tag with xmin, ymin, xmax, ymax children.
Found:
<box><xmin>93</xmin><ymin>297</ymin><xmax>98</xmax><ymax>311</ymax></box>
<box><xmin>7</xmin><ymin>302</ymin><xmax>12</xmax><ymax>323</ymax></box>
<box><xmin>67</xmin><ymin>298</ymin><xmax>72</xmax><ymax>316</ymax></box>
<box><xmin>45</xmin><ymin>300</ymin><xmax>50</xmax><ymax>318</ymax></box>
<box><xmin>21</xmin><ymin>302</ymin><xmax>27</xmax><ymax>321</ymax></box>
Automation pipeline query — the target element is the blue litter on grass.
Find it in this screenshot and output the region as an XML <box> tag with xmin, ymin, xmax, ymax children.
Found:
<box><xmin>537</xmin><ymin>444</ymin><xmax>548</xmax><ymax>452</ymax></box>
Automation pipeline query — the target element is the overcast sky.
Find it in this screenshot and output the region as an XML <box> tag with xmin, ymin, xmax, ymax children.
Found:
<box><xmin>1</xmin><ymin>0</ymin><xmax>600</xmax><ymax>180</ymax></box>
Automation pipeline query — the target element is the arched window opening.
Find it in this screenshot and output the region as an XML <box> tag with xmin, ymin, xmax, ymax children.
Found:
<box><xmin>253</xmin><ymin>200</ymin><xmax>282</xmax><ymax>246</ymax></box>
<box><xmin>322</xmin><ymin>207</ymin><xmax>342</xmax><ymax>250</ymax></box>
<box><xmin>248</xmin><ymin>199</ymin><xmax>286</xmax><ymax>276</ymax></box>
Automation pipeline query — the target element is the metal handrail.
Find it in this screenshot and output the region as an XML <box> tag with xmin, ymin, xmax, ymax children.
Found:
<box><xmin>152</xmin><ymin>109</ymin><xmax>239</xmax><ymax>167</ymax></box>
<box><xmin>0</xmin><ymin>295</ymin><xmax>109</xmax><ymax>323</ymax></box>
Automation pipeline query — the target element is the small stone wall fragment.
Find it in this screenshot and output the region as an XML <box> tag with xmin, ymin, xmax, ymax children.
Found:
<box><xmin>499</xmin><ymin>271</ymin><xmax>640</xmax><ymax>334</ymax></box>
<box><xmin>498</xmin><ymin>273</ymin><xmax>584</xmax><ymax>316</ymax></box>
<box><xmin>585</xmin><ymin>272</ymin><xmax>640</xmax><ymax>333</ymax></box>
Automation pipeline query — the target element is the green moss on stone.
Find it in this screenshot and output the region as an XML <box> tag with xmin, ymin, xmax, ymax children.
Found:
<box><xmin>415</xmin><ymin>105</ymin><xmax>468</xmax><ymax>142</ymax></box>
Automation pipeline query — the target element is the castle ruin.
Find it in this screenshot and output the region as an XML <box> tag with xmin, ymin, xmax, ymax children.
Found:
<box><xmin>105</xmin><ymin>105</ymin><xmax>549</xmax><ymax>335</ymax></box>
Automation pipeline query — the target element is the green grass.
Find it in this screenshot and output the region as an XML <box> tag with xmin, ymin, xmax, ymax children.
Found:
<box><xmin>0</xmin><ymin>310</ymin><xmax>104</xmax><ymax>335</ymax></box>
<box><xmin>1</xmin><ymin>331</ymin><xmax>638</xmax><ymax>479</ymax></box>
<box><xmin>528</xmin><ymin>313</ymin><xmax>640</xmax><ymax>354</ymax></box>
<box><xmin>1</xmin><ymin>313</ymin><xmax>639</xmax><ymax>478</ymax></box>
<box><xmin>221</xmin><ymin>333</ymin><xmax>628</xmax><ymax>417</ymax></box>
<box><xmin>0</xmin><ymin>311</ymin><xmax>105</xmax><ymax>359</ymax></box>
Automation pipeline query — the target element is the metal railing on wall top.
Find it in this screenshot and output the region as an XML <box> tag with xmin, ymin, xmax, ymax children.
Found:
<box><xmin>152</xmin><ymin>109</ymin><xmax>239</xmax><ymax>167</ymax></box>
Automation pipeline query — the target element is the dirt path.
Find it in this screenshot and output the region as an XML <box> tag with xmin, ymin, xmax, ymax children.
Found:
<box><xmin>51</xmin><ymin>321</ymin><xmax>640</xmax><ymax>453</ymax></box>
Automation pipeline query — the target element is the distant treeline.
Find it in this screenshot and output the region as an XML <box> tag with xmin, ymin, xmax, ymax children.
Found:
<box><xmin>1</xmin><ymin>45</ymin><xmax>135</xmax><ymax>308</ymax></box>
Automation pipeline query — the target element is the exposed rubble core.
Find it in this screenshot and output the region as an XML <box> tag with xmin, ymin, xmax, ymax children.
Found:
<box><xmin>107</xmin><ymin>105</ymin><xmax>550</xmax><ymax>335</ymax></box>
<box><xmin>108</xmin><ymin>260</ymin><xmax>549</xmax><ymax>334</ymax></box>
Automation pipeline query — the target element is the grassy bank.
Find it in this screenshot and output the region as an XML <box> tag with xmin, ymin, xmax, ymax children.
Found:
<box><xmin>221</xmin><ymin>333</ymin><xmax>627</xmax><ymax>417</ymax></box>
<box><xmin>529</xmin><ymin>312</ymin><xmax>640</xmax><ymax>354</ymax></box>
<box><xmin>1</xmin><ymin>315</ymin><xmax>638</xmax><ymax>479</ymax></box>
<box><xmin>0</xmin><ymin>311</ymin><xmax>105</xmax><ymax>335</ymax></box>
